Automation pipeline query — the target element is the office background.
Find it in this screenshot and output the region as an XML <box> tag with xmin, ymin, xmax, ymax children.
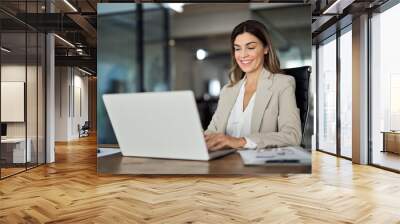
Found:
<box><xmin>97</xmin><ymin>3</ymin><xmax>313</xmax><ymax>150</ymax></box>
<box><xmin>0</xmin><ymin>0</ymin><xmax>399</xmax><ymax>177</ymax></box>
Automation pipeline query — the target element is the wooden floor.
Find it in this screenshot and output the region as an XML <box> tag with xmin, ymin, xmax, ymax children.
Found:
<box><xmin>1</xmin><ymin>167</ymin><xmax>26</xmax><ymax>178</ymax></box>
<box><xmin>372</xmin><ymin>150</ymin><xmax>400</xmax><ymax>171</ymax></box>
<box><xmin>1</xmin><ymin>135</ymin><xmax>400</xmax><ymax>223</ymax></box>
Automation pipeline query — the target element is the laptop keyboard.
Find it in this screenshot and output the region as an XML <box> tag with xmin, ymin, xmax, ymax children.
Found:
<box><xmin>208</xmin><ymin>149</ymin><xmax>235</xmax><ymax>159</ymax></box>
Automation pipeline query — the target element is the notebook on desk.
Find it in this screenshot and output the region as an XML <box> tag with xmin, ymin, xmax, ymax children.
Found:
<box><xmin>238</xmin><ymin>146</ymin><xmax>311</xmax><ymax>165</ymax></box>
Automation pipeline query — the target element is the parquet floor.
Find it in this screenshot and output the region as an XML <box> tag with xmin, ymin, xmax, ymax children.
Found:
<box><xmin>1</xmin><ymin>167</ymin><xmax>26</xmax><ymax>178</ymax></box>
<box><xmin>373</xmin><ymin>150</ymin><xmax>400</xmax><ymax>171</ymax></box>
<box><xmin>1</xmin><ymin>135</ymin><xmax>400</xmax><ymax>223</ymax></box>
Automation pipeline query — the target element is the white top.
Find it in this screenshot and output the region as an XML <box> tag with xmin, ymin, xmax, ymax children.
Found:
<box><xmin>226</xmin><ymin>79</ymin><xmax>258</xmax><ymax>149</ymax></box>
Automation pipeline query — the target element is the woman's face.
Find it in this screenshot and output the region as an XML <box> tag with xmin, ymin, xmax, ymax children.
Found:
<box><xmin>233</xmin><ymin>32</ymin><xmax>268</xmax><ymax>74</ymax></box>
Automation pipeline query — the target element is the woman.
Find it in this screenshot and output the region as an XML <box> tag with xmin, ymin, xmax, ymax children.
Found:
<box><xmin>204</xmin><ymin>20</ymin><xmax>301</xmax><ymax>151</ymax></box>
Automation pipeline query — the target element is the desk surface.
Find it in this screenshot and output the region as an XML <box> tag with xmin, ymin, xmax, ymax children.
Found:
<box><xmin>1</xmin><ymin>138</ymin><xmax>27</xmax><ymax>143</ymax></box>
<box><xmin>381</xmin><ymin>131</ymin><xmax>400</xmax><ymax>134</ymax></box>
<box><xmin>97</xmin><ymin>150</ymin><xmax>311</xmax><ymax>175</ymax></box>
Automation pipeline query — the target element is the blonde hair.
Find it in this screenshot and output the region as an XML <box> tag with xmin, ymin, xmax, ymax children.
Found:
<box><xmin>229</xmin><ymin>20</ymin><xmax>282</xmax><ymax>86</ymax></box>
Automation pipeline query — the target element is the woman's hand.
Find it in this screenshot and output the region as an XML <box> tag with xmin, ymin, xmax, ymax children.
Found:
<box><xmin>204</xmin><ymin>133</ymin><xmax>246</xmax><ymax>151</ymax></box>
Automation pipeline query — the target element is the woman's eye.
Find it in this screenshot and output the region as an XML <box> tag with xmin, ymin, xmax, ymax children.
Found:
<box><xmin>234</xmin><ymin>48</ymin><xmax>240</xmax><ymax>51</ymax></box>
<box><xmin>248</xmin><ymin>47</ymin><xmax>255</xmax><ymax>50</ymax></box>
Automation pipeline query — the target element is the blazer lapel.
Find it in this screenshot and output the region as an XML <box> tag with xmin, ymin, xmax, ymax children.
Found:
<box><xmin>251</xmin><ymin>68</ymin><xmax>273</xmax><ymax>133</ymax></box>
<box><xmin>220</xmin><ymin>79</ymin><xmax>243</xmax><ymax>132</ymax></box>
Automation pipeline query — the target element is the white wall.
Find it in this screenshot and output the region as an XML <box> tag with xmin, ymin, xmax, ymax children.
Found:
<box><xmin>55</xmin><ymin>67</ymin><xmax>89</xmax><ymax>141</ymax></box>
<box><xmin>72</xmin><ymin>73</ymin><xmax>89</xmax><ymax>138</ymax></box>
<box><xmin>1</xmin><ymin>63</ymin><xmax>46</xmax><ymax>164</ymax></box>
<box><xmin>1</xmin><ymin>65</ymin><xmax>38</xmax><ymax>137</ymax></box>
<box><xmin>55</xmin><ymin>67</ymin><xmax>68</xmax><ymax>141</ymax></box>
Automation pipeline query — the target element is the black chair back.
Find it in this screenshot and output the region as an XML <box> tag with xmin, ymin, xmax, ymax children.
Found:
<box><xmin>282</xmin><ymin>66</ymin><xmax>311</xmax><ymax>146</ymax></box>
<box><xmin>82</xmin><ymin>121</ymin><xmax>90</xmax><ymax>130</ymax></box>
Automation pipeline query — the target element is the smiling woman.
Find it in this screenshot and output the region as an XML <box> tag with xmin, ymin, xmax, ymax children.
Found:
<box><xmin>204</xmin><ymin>20</ymin><xmax>301</xmax><ymax>151</ymax></box>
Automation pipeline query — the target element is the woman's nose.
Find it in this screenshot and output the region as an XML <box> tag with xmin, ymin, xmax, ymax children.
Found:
<box><xmin>240</xmin><ymin>49</ymin><xmax>248</xmax><ymax>58</ymax></box>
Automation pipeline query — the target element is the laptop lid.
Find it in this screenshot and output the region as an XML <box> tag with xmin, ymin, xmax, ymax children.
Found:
<box><xmin>103</xmin><ymin>91</ymin><xmax>210</xmax><ymax>160</ymax></box>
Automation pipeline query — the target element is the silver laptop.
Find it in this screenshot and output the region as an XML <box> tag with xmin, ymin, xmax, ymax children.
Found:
<box><xmin>102</xmin><ymin>91</ymin><xmax>235</xmax><ymax>161</ymax></box>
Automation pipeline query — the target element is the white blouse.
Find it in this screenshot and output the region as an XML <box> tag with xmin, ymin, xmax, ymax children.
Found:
<box><xmin>226</xmin><ymin>79</ymin><xmax>258</xmax><ymax>149</ymax></box>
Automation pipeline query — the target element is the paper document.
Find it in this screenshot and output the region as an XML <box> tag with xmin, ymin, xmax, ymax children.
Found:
<box><xmin>238</xmin><ymin>146</ymin><xmax>311</xmax><ymax>165</ymax></box>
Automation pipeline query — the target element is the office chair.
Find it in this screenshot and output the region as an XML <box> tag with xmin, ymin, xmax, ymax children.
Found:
<box><xmin>201</xmin><ymin>66</ymin><xmax>311</xmax><ymax>147</ymax></box>
<box><xmin>282</xmin><ymin>66</ymin><xmax>311</xmax><ymax>147</ymax></box>
<box><xmin>79</xmin><ymin>121</ymin><xmax>90</xmax><ymax>138</ymax></box>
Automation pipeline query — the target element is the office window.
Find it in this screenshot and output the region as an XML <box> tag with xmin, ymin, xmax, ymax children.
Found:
<box><xmin>339</xmin><ymin>27</ymin><xmax>352</xmax><ymax>158</ymax></box>
<box><xmin>371</xmin><ymin>2</ymin><xmax>400</xmax><ymax>171</ymax></box>
<box><xmin>317</xmin><ymin>35</ymin><xmax>337</xmax><ymax>154</ymax></box>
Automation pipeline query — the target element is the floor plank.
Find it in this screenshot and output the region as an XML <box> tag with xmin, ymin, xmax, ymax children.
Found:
<box><xmin>1</xmin><ymin>135</ymin><xmax>400</xmax><ymax>223</ymax></box>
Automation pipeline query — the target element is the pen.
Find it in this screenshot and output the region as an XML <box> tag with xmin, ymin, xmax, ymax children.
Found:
<box><xmin>265</xmin><ymin>159</ymin><xmax>300</xmax><ymax>163</ymax></box>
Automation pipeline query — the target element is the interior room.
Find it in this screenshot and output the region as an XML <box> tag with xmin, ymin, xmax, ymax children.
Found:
<box><xmin>0</xmin><ymin>0</ymin><xmax>399</xmax><ymax>223</ymax></box>
<box><xmin>1</xmin><ymin>19</ymin><xmax>46</xmax><ymax>178</ymax></box>
<box><xmin>96</xmin><ymin>3</ymin><xmax>313</xmax><ymax>173</ymax></box>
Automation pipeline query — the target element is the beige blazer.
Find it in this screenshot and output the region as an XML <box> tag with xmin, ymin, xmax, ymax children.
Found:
<box><xmin>204</xmin><ymin>68</ymin><xmax>302</xmax><ymax>149</ymax></box>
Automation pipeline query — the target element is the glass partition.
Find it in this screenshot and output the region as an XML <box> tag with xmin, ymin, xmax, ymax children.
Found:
<box><xmin>339</xmin><ymin>26</ymin><xmax>352</xmax><ymax>158</ymax></box>
<box><xmin>317</xmin><ymin>35</ymin><xmax>337</xmax><ymax>155</ymax></box>
<box><xmin>97</xmin><ymin>3</ymin><xmax>138</xmax><ymax>145</ymax></box>
<box><xmin>0</xmin><ymin>1</ymin><xmax>46</xmax><ymax>179</ymax></box>
<box><xmin>27</xmin><ymin>30</ymin><xmax>38</xmax><ymax>169</ymax></box>
<box><xmin>1</xmin><ymin>30</ymin><xmax>28</xmax><ymax>177</ymax></box>
<box><xmin>143</xmin><ymin>4</ymin><xmax>169</xmax><ymax>92</ymax></box>
<box><xmin>97</xmin><ymin>3</ymin><xmax>170</xmax><ymax>146</ymax></box>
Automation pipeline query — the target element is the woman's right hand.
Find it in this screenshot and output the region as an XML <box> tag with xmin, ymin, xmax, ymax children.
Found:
<box><xmin>204</xmin><ymin>133</ymin><xmax>246</xmax><ymax>151</ymax></box>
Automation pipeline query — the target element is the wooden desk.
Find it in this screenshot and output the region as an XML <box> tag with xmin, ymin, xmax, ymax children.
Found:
<box><xmin>97</xmin><ymin>151</ymin><xmax>311</xmax><ymax>175</ymax></box>
<box><xmin>1</xmin><ymin>138</ymin><xmax>32</xmax><ymax>164</ymax></box>
<box><xmin>382</xmin><ymin>131</ymin><xmax>400</xmax><ymax>154</ymax></box>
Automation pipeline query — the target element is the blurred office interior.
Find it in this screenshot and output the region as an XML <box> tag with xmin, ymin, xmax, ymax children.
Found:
<box><xmin>97</xmin><ymin>3</ymin><xmax>312</xmax><ymax>147</ymax></box>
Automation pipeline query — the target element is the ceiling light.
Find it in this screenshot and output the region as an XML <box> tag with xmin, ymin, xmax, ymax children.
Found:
<box><xmin>63</xmin><ymin>0</ymin><xmax>78</xmax><ymax>12</ymax></box>
<box><xmin>209</xmin><ymin>79</ymin><xmax>221</xmax><ymax>97</ymax></box>
<box><xmin>196</xmin><ymin>49</ymin><xmax>207</xmax><ymax>60</ymax></box>
<box><xmin>78</xmin><ymin>67</ymin><xmax>93</xmax><ymax>76</ymax></box>
<box><xmin>322</xmin><ymin>0</ymin><xmax>354</xmax><ymax>15</ymax></box>
<box><xmin>54</xmin><ymin>34</ymin><xmax>75</xmax><ymax>48</ymax></box>
<box><xmin>1</xmin><ymin>47</ymin><xmax>11</xmax><ymax>53</ymax></box>
<box><xmin>167</xmin><ymin>3</ymin><xmax>184</xmax><ymax>13</ymax></box>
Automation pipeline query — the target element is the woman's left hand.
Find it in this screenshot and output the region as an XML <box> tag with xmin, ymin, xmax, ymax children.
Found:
<box><xmin>204</xmin><ymin>133</ymin><xmax>246</xmax><ymax>151</ymax></box>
